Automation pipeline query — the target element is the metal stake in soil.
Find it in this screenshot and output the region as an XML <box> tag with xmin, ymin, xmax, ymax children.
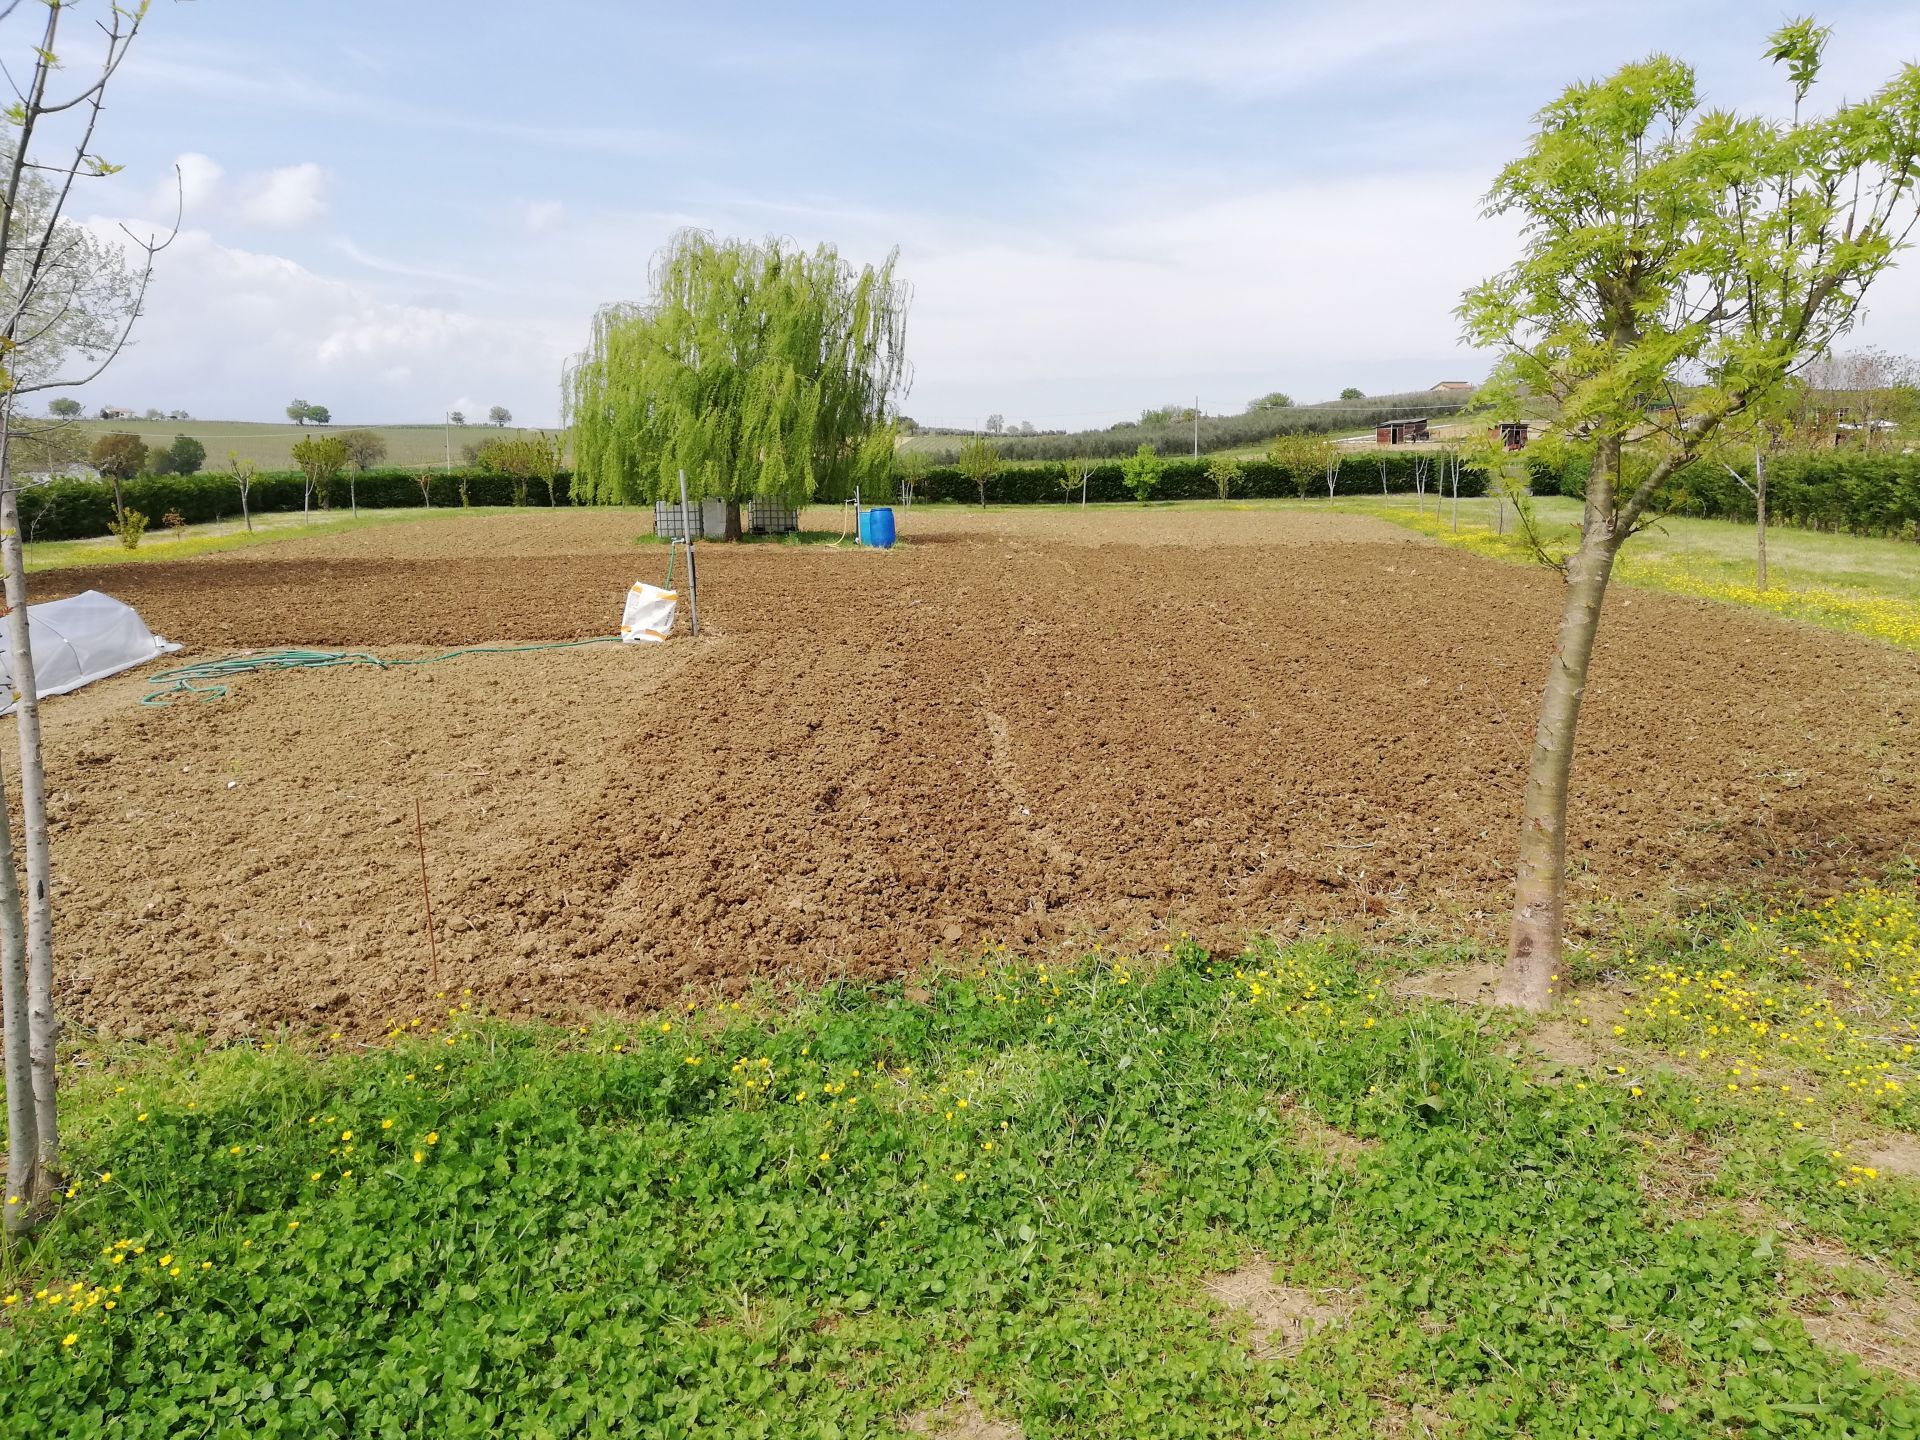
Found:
<box><xmin>677</xmin><ymin>468</ymin><xmax>699</xmax><ymax>637</ymax></box>
<box><xmin>414</xmin><ymin>796</ymin><xmax>439</xmax><ymax>987</ymax></box>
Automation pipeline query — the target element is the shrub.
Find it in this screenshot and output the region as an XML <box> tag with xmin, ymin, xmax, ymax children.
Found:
<box><xmin>107</xmin><ymin>508</ymin><xmax>148</xmax><ymax>550</ymax></box>
<box><xmin>1121</xmin><ymin>443</ymin><xmax>1163</xmax><ymax>501</ymax></box>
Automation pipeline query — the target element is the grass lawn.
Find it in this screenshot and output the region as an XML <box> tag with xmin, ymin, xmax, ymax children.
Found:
<box><xmin>23</xmin><ymin>507</ymin><xmax>549</xmax><ymax>573</ymax></box>
<box><xmin>4</xmin><ymin>892</ymin><xmax>1919</xmax><ymax>1436</ymax></box>
<box><xmin>1340</xmin><ymin>494</ymin><xmax>1920</xmax><ymax>653</ymax></box>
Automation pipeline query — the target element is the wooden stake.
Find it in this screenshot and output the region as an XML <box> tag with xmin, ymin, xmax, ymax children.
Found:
<box><xmin>414</xmin><ymin>796</ymin><xmax>439</xmax><ymax>987</ymax></box>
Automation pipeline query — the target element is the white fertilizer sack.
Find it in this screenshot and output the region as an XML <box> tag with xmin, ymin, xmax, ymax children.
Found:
<box><xmin>620</xmin><ymin>581</ymin><xmax>678</xmax><ymax>644</ymax></box>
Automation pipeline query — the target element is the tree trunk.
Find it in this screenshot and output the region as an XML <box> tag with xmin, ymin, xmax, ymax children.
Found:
<box><xmin>0</xmin><ymin>476</ymin><xmax>56</xmax><ymax>1178</ymax></box>
<box><xmin>241</xmin><ymin>485</ymin><xmax>252</xmax><ymax>533</ymax></box>
<box><xmin>350</xmin><ymin>474</ymin><xmax>358</xmax><ymax>518</ymax></box>
<box><xmin>1754</xmin><ymin>447</ymin><xmax>1768</xmax><ymax>591</ymax></box>
<box><xmin>0</xmin><ymin>803</ymin><xmax>32</xmax><ymax>1230</ymax></box>
<box><xmin>303</xmin><ymin>481</ymin><xmax>311</xmax><ymax>525</ymax></box>
<box><xmin>1501</xmin><ymin>534</ymin><xmax>1619</xmax><ymax>1009</ymax></box>
<box><xmin>722</xmin><ymin>500</ymin><xmax>743</xmax><ymax>542</ymax></box>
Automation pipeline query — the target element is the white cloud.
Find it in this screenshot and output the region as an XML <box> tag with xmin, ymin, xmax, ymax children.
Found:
<box><xmin>65</xmin><ymin>223</ymin><xmax>574</xmax><ymax>425</ymax></box>
<box><xmin>517</xmin><ymin>199</ymin><xmax>565</xmax><ymax>232</ymax></box>
<box><xmin>236</xmin><ymin>162</ymin><xmax>328</xmax><ymax>227</ymax></box>
<box><xmin>1025</xmin><ymin>0</ymin><xmax>1548</xmax><ymax>104</ymax></box>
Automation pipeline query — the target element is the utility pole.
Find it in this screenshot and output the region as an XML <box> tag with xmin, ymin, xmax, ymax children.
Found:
<box><xmin>1192</xmin><ymin>395</ymin><xmax>1199</xmax><ymax>459</ymax></box>
<box><xmin>444</xmin><ymin>413</ymin><xmax>452</xmax><ymax>473</ymax></box>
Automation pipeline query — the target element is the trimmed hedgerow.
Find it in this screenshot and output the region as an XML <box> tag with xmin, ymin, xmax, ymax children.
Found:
<box><xmin>1528</xmin><ymin>451</ymin><xmax>1920</xmax><ymax>537</ymax></box>
<box><xmin>905</xmin><ymin>453</ymin><xmax>1491</xmax><ymax>506</ymax></box>
<box><xmin>19</xmin><ymin>468</ymin><xmax>578</xmax><ymax>542</ymax></box>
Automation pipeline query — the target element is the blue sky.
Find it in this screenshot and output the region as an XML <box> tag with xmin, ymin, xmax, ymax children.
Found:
<box><xmin>27</xmin><ymin>0</ymin><xmax>1920</xmax><ymax>427</ymax></box>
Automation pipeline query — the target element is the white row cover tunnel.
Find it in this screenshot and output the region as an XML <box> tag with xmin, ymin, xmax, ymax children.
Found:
<box><xmin>0</xmin><ymin>590</ymin><xmax>179</xmax><ymax>714</ymax></box>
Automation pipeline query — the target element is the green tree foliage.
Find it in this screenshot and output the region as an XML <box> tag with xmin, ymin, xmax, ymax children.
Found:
<box><xmin>1458</xmin><ymin>19</ymin><xmax>1920</xmax><ymax>1007</ymax></box>
<box><xmin>143</xmin><ymin>443</ymin><xmax>174</xmax><ymax>476</ymax></box>
<box><xmin>956</xmin><ymin>436</ymin><xmax>999</xmax><ymax>507</ymax></box>
<box><xmin>87</xmin><ymin>431</ymin><xmax>145</xmax><ymax>520</ymax></box>
<box><xmin>1120</xmin><ymin>442</ymin><xmax>1163</xmax><ymax>502</ymax></box>
<box><xmin>1206</xmin><ymin>454</ymin><xmax>1244</xmax><ymax>500</ymax></box>
<box><xmin>1247</xmin><ymin>392</ymin><xmax>1293</xmax><ymax>411</ymax></box>
<box><xmin>46</xmin><ymin>397</ymin><xmax>79</xmax><ymax>418</ymax></box>
<box><xmin>340</xmin><ymin>429</ymin><xmax>388</xmax><ymax>472</ymax></box>
<box><xmin>488</xmin><ymin>405</ymin><xmax>512</xmax><ymax>427</ymax></box>
<box><xmin>1340</xmin><ymin>387</ymin><xmax>1365</xmax><ymax>400</ymax></box>
<box><xmin>290</xmin><ymin>434</ymin><xmax>349</xmax><ymax>517</ymax></box>
<box><xmin>1268</xmin><ymin>432</ymin><xmax>1340</xmax><ymax>498</ymax></box>
<box><xmin>568</xmin><ymin>230</ymin><xmax>909</xmax><ymax>539</ymax></box>
<box><xmin>167</xmin><ymin>435</ymin><xmax>205</xmax><ymax>475</ymax></box>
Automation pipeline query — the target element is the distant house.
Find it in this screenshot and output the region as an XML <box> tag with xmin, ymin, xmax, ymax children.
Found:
<box><xmin>1376</xmin><ymin>417</ymin><xmax>1430</xmax><ymax>445</ymax></box>
<box><xmin>1430</xmin><ymin>380</ymin><xmax>1474</xmax><ymax>394</ymax></box>
<box><xmin>97</xmin><ymin>406</ymin><xmax>133</xmax><ymax>420</ymax></box>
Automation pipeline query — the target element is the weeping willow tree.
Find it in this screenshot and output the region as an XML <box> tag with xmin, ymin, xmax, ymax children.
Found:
<box><xmin>568</xmin><ymin>231</ymin><xmax>910</xmax><ymax>539</ymax></box>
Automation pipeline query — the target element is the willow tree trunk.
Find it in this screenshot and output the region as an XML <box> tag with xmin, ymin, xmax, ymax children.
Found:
<box><xmin>1754</xmin><ymin>448</ymin><xmax>1768</xmax><ymax>591</ymax></box>
<box><xmin>1499</xmin><ymin>533</ymin><xmax>1619</xmax><ymax>1011</ymax></box>
<box><xmin>722</xmin><ymin>500</ymin><xmax>742</xmax><ymax>543</ymax></box>
<box><xmin>0</xmin><ymin>462</ymin><xmax>57</xmax><ymax>1178</ymax></box>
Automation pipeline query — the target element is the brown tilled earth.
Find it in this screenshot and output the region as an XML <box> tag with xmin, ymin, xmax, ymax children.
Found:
<box><xmin>22</xmin><ymin>505</ymin><xmax>1920</xmax><ymax>1039</ymax></box>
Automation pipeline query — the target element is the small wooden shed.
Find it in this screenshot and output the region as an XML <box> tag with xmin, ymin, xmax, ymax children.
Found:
<box><xmin>1375</xmin><ymin>417</ymin><xmax>1430</xmax><ymax>445</ymax></box>
<box><xmin>1493</xmin><ymin>421</ymin><xmax>1529</xmax><ymax>451</ymax></box>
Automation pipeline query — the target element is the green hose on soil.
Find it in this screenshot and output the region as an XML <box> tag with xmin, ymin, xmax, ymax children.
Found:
<box><xmin>141</xmin><ymin>637</ymin><xmax>624</xmax><ymax>707</ymax></box>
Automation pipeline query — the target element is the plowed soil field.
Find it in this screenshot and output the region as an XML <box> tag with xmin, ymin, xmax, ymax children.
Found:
<box><xmin>24</xmin><ymin>505</ymin><xmax>1920</xmax><ymax>1039</ymax></box>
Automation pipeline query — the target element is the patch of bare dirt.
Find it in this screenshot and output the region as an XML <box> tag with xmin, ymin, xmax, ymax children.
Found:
<box><xmin>1862</xmin><ymin>1133</ymin><xmax>1920</xmax><ymax>1181</ymax></box>
<box><xmin>1392</xmin><ymin>964</ymin><xmax>1507</xmax><ymax>1007</ymax></box>
<box><xmin>1205</xmin><ymin>1256</ymin><xmax>1357</xmax><ymax>1358</ymax></box>
<box><xmin>1789</xmin><ymin>1237</ymin><xmax>1920</xmax><ymax>1382</ymax></box>
<box><xmin>901</xmin><ymin>1399</ymin><xmax>1022</xmax><ymax>1440</ymax></box>
<box><xmin>18</xmin><ymin>506</ymin><xmax>1920</xmax><ymax>1039</ymax></box>
<box><xmin>1275</xmin><ymin>1093</ymin><xmax>1378</xmax><ymax>1170</ymax></box>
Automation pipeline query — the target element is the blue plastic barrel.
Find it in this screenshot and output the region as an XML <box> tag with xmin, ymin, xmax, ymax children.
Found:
<box><xmin>856</xmin><ymin>508</ymin><xmax>873</xmax><ymax>546</ymax></box>
<box><xmin>865</xmin><ymin>507</ymin><xmax>895</xmax><ymax>549</ymax></box>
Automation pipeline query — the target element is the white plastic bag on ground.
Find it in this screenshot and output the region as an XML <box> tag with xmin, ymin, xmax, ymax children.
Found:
<box><xmin>620</xmin><ymin>581</ymin><xmax>678</xmax><ymax>644</ymax></box>
<box><xmin>0</xmin><ymin>589</ymin><xmax>180</xmax><ymax>713</ymax></box>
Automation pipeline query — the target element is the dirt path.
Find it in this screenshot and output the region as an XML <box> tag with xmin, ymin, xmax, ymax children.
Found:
<box><xmin>22</xmin><ymin>507</ymin><xmax>1920</xmax><ymax>1038</ymax></box>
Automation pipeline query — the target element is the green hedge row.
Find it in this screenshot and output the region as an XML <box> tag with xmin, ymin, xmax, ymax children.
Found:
<box><xmin>22</xmin><ymin>467</ymin><xmax>577</xmax><ymax>542</ymax></box>
<box><xmin>902</xmin><ymin>452</ymin><xmax>1491</xmax><ymax>505</ymax></box>
<box><xmin>1528</xmin><ymin>451</ymin><xmax>1920</xmax><ymax>536</ymax></box>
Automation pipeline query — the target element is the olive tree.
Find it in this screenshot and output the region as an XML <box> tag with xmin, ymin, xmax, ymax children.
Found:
<box><xmin>1</xmin><ymin>0</ymin><xmax>172</xmax><ymax>1230</ymax></box>
<box><xmin>568</xmin><ymin>230</ymin><xmax>909</xmax><ymax>540</ymax></box>
<box><xmin>1459</xmin><ymin>19</ymin><xmax>1920</xmax><ymax>1010</ymax></box>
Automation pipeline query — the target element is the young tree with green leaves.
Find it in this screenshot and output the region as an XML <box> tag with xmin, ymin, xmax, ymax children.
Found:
<box><xmin>47</xmin><ymin>396</ymin><xmax>79</xmax><ymax>418</ymax></box>
<box><xmin>1207</xmin><ymin>454</ymin><xmax>1244</xmax><ymax>501</ymax></box>
<box><xmin>341</xmin><ymin>428</ymin><xmax>387</xmax><ymax>474</ymax></box>
<box><xmin>290</xmin><ymin>434</ymin><xmax>348</xmax><ymax>523</ymax></box>
<box><xmin>568</xmin><ymin>230</ymin><xmax>909</xmax><ymax>540</ymax></box>
<box><xmin>957</xmin><ymin>435</ymin><xmax>999</xmax><ymax>507</ymax></box>
<box><xmin>1121</xmin><ymin>443</ymin><xmax>1162</xmax><ymax>502</ymax></box>
<box><xmin>895</xmin><ymin>446</ymin><xmax>931</xmax><ymax>507</ymax></box>
<box><xmin>1268</xmin><ymin>432</ymin><xmax>1340</xmax><ymax>499</ymax></box>
<box><xmin>1459</xmin><ymin>18</ymin><xmax>1920</xmax><ymax>1010</ymax></box>
<box><xmin>1059</xmin><ymin>456</ymin><xmax>1094</xmax><ymax>507</ymax></box>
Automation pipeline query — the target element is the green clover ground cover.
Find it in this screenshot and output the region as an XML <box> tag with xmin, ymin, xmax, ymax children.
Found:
<box><xmin>3</xmin><ymin>924</ymin><xmax>1918</xmax><ymax>1438</ymax></box>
